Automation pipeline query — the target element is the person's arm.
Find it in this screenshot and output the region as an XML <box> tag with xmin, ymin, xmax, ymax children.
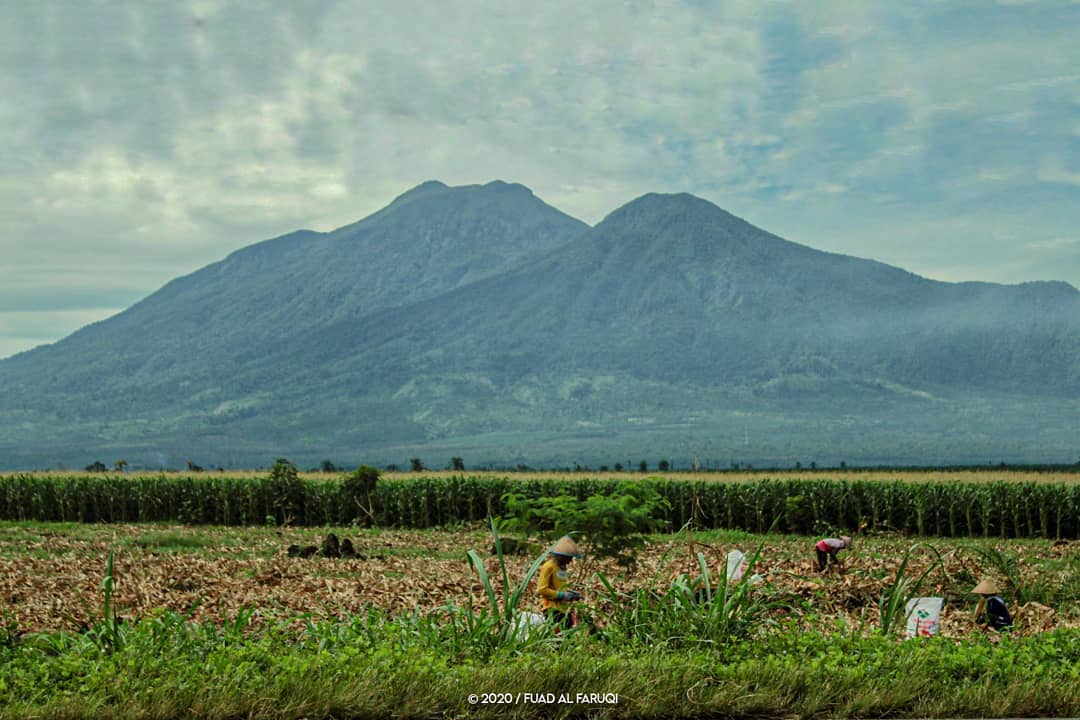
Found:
<box><xmin>973</xmin><ymin>598</ymin><xmax>987</xmax><ymax>624</ymax></box>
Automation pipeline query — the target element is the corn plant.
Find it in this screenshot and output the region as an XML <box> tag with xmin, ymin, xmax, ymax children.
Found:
<box><xmin>877</xmin><ymin>542</ymin><xmax>945</xmax><ymax>636</ymax></box>
<box><xmin>592</xmin><ymin>521</ymin><xmax>796</xmax><ymax>648</ymax></box>
<box><xmin>1</xmin><ymin>473</ymin><xmax>1078</xmax><ymax>537</ymax></box>
<box><xmin>463</xmin><ymin>517</ymin><xmax>553</xmax><ymax>647</ymax></box>
<box><xmin>86</xmin><ymin>549</ymin><xmax>126</xmax><ymax>653</ymax></box>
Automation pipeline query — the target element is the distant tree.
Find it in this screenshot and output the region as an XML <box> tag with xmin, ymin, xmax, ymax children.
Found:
<box><xmin>639</xmin><ymin>460</ymin><xmax>647</xmax><ymax>472</ymax></box>
<box><xmin>599</xmin><ymin>465</ymin><xmax>609</xmax><ymax>472</ymax></box>
<box><xmin>795</xmin><ymin>461</ymin><xmax>802</xmax><ymax>470</ymax></box>
<box><xmin>114</xmin><ymin>459</ymin><xmax>128</xmax><ymax>473</ymax></box>
<box><xmin>409</xmin><ymin>457</ymin><xmax>424</xmax><ymax>472</ymax></box>
<box><xmin>450</xmin><ymin>457</ymin><xmax>465</xmax><ymax>471</ymax></box>
<box><xmin>186</xmin><ymin>460</ymin><xmax>204</xmax><ymax>472</ymax></box>
<box><xmin>85</xmin><ymin>461</ymin><xmax>108</xmax><ymax>473</ymax></box>
<box><xmin>613</xmin><ymin>463</ymin><xmax>623</xmax><ymax>472</ymax></box>
<box><xmin>810</xmin><ymin>461</ymin><xmax>817</xmax><ymax>470</ymax></box>
<box><xmin>386</xmin><ymin>463</ymin><xmax>400</xmax><ymax>472</ymax></box>
<box><xmin>658</xmin><ymin>459</ymin><xmax>670</xmax><ymax>472</ymax></box>
<box><xmin>320</xmin><ymin>460</ymin><xmax>338</xmax><ymax>473</ymax></box>
<box><xmin>340</xmin><ymin>465</ymin><xmax>380</xmax><ymax>525</ymax></box>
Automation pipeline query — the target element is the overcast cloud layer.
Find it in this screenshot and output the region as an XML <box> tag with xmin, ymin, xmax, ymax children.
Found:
<box><xmin>2</xmin><ymin>0</ymin><xmax>1078</xmax><ymax>359</ymax></box>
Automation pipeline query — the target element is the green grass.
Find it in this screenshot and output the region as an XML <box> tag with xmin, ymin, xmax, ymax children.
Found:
<box><xmin>0</xmin><ymin>520</ymin><xmax>118</xmax><ymax>543</ymax></box>
<box><xmin>0</xmin><ymin>611</ymin><xmax>1075</xmax><ymax>720</ymax></box>
<box><xmin>124</xmin><ymin>530</ymin><xmax>221</xmax><ymax>552</ymax></box>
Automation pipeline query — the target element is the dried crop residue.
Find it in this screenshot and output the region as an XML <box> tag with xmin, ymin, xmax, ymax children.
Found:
<box><xmin>0</xmin><ymin>525</ymin><xmax>1075</xmax><ymax>638</ymax></box>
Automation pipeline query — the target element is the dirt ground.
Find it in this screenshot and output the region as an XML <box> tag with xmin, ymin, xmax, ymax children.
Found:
<box><xmin>1</xmin><ymin>523</ymin><xmax>1075</xmax><ymax>637</ymax></box>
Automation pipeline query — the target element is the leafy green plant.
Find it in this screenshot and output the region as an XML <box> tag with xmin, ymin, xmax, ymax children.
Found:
<box><xmin>0</xmin><ymin>607</ymin><xmax>20</xmax><ymax>648</ymax></box>
<box><xmin>85</xmin><ymin>549</ymin><xmax>126</xmax><ymax>653</ymax></box>
<box><xmin>593</xmin><ymin>516</ymin><xmax>788</xmax><ymax>647</ymax></box>
<box><xmin>969</xmin><ymin>545</ymin><xmax>1025</xmax><ymax>602</ymax></box>
<box><xmin>877</xmin><ymin>542</ymin><xmax>945</xmax><ymax>636</ymax></box>
<box><xmin>462</xmin><ymin>518</ymin><xmax>552</xmax><ymax>647</ymax></box>
<box><xmin>501</xmin><ymin>485</ymin><xmax>670</xmax><ymax>570</ymax></box>
<box><xmin>593</xmin><ymin>538</ymin><xmax>795</xmax><ymax>648</ymax></box>
<box><xmin>460</xmin><ymin>518</ymin><xmax>555</xmax><ymax>650</ymax></box>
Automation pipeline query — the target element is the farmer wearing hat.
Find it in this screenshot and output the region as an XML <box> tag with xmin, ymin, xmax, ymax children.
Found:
<box><xmin>537</xmin><ymin>535</ymin><xmax>584</xmax><ymax>629</ymax></box>
<box><xmin>971</xmin><ymin>579</ymin><xmax>1013</xmax><ymax>630</ymax></box>
<box><xmin>814</xmin><ymin>535</ymin><xmax>852</xmax><ymax>572</ymax></box>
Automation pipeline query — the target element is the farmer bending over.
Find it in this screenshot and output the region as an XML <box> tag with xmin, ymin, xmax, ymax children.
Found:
<box><xmin>971</xmin><ymin>579</ymin><xmax>1013</xmax><ymax>631</ymax></box>
<box><xmin>814</xmin><ymin>535</ymin><xmax>852</xmax><ymax>572</ymax></box>
<box><xmin>537</xmin><ymin>535</ymin><xmax>584</xmax><ymax>629</ymax></box>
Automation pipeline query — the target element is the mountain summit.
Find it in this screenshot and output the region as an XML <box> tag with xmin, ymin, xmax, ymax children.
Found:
<box><xmin>0</xmin><ymin>183</ymin><xmax>1077</xmax><ymax>469</ymax></box>
<box><xmin>1</xmin><ymin>179</ymin><xmax>588</xmax><ymax>387</ymax></box>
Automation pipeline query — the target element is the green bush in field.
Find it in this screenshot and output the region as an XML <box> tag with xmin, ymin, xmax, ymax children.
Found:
<box><xmin>339</xmin><ymin>465</ymin><xmax>379</xmax><ymax>525</ymax></box>
<box><xmin>501</xmin><ymin>486</ymin><xmax>670</xmax><ymax>570</ymax></box>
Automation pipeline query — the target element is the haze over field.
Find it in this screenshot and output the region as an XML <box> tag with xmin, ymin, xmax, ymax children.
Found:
<box><xmin>2</xmin><ymin>2</ymin><xmax>1079</xmax><ymax>360</ymax></box>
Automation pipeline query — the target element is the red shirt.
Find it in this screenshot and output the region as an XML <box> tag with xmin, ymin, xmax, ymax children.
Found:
<box><xmin>817</xmin><ymin>538</ymin><xmax>846</xmax><ymax>553</ymax></box>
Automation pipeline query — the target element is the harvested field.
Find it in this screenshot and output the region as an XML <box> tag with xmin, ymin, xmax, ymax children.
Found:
<box><xmin>2</xmin><ymin>522</ymin><xmax>1076</xmax><ymax>637</ymax></box>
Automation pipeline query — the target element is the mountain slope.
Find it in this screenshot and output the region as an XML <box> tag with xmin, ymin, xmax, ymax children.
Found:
<box><xmin>0</xmin><ymin>180</ymin><xmax>589</xmax><ymax>409</ymax></box>
<box><xmin>290</xmin><ymin>192</ymin><xmax>1079</xmax><ymax>392</ymax></box>
<box><xmin>0</xmin><ymin>185</ymin><xmax>1077</xmax><ymax>469</ymax></box>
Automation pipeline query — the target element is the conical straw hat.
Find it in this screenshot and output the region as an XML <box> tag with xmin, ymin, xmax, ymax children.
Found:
<box><xmin>550</xmin><ymin>536</ymin><xmax>584</xmax><ymax>558</ymax></box>
<box><xmin>971</xmin><ymin>579</ymin><xmax>998</xmax><ymax>595</ymax></box>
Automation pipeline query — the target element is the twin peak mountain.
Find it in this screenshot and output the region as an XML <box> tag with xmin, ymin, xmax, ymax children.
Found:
<box><xmin>0</xmin><ymin>180</ymin><xmax>1076</xmax><ymax>468</ymax></box>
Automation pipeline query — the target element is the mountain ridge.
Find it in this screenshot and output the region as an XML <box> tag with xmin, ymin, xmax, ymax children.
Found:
<box><xmin>0</xmin><ymin>181</ymin><xmax>1076</xmax><ymax>469</ymax></box>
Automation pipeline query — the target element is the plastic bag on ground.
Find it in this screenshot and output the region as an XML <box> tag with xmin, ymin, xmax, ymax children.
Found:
<box><xmin>904</xmin><ymin>597</ymin><xmax>944</xmax><ymax>639</ymax></box>
<box><xmin>726</xmin><ymin>549</ymin><xmax>746</xmax><ymax>582</ymax></box>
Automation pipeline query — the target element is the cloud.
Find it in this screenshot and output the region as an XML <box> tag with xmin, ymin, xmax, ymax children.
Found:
<box><xmin>1026</xmin><ymin>237</ymin><xmax>1080</xmax><ymax>250</ymax></box>
<box><xmin>0</xmin><ymin>0</ymin><xmax>1078</xmax><ymax>357</ymax></box>
<box><xmin>1038</xmin><ymin>166</ymin><xmax>1080</xmax><ymax>187</ymax></box>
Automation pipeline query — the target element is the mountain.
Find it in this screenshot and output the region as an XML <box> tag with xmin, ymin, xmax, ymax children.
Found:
<box><xmin>0</xmin><ymin>179</ymin><xmax>587</xmax><ymax>412</ymax></box>
<box><xmin>1</xmin><ymin>183</ymin><xmax>1077</xmax><ymax>469</ymax></box>
<box><xmin>284</xmin><ymin>191</ymin><xmax>1079</xmax><ymax>397</ymax></box>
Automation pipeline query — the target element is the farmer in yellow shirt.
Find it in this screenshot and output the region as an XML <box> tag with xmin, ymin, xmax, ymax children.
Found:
<box><xmin>537</xmin><ymin>535</ymin><xmax>584</xmax><ymax>629</ymax></box>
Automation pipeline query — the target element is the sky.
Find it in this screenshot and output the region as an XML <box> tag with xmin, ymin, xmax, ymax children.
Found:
<box><xmin>1</xmin><ymin>0</ymin><xmax>1078</xmax><ymax>360</ymax></box>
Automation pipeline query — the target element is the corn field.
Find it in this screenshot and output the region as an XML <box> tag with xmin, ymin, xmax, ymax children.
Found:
<box><xmin>0</xmin><ymin>473</ymin><xmax>1077</xmax><ymax>537</ymax></box>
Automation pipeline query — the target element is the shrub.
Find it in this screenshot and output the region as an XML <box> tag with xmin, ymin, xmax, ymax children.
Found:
<box><xmin>501</xmin><ymin>486</ymin><xmax>670</xmax><ymax>571</ymax></box>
